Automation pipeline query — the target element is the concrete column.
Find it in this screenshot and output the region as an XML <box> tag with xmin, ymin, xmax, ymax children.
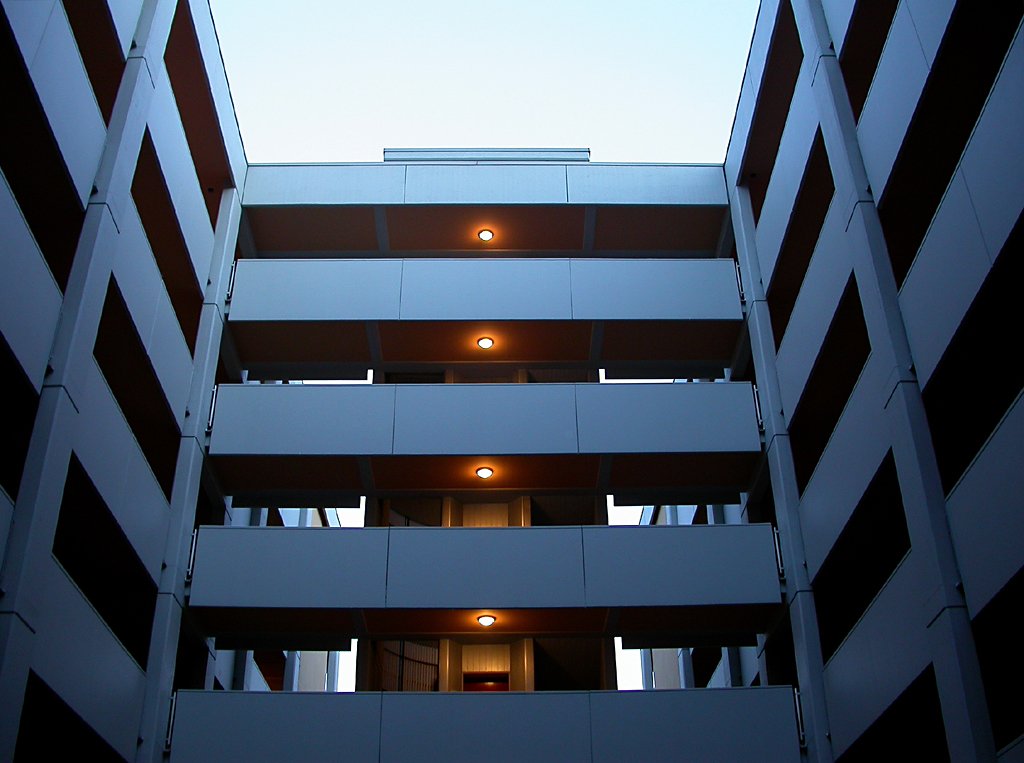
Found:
<box><xmin>789</xmin><ymin>1</ymin><xmax>995</xmax><ymax>756</ymax></box>
<box><xmin>509</xmin><ymin>638</ymin><xmax>535</xmax><ymax>691</ymax></box>
<box><xmin>135</xmin><ymin>188</ymin><xmax>241</xmax><ymax>762</ymax></box>
<box><xmin>438</xmin><ymin>639</ymin><xmax>463</xmax><ymax>692</ymax></box>
<box><xmin>730</xmin><ymin>182</ymin><xmax>833</xmax><ymax>762</ymax></box>
<box><xmin>282</xmin><ymin>652</ymin><xmax>301</xmax><ymax>692</ymax></box>
<box><xmin>0</xmin><ymin>3</ymin><xmax>180</xmax><ymax>759</ymax></box>
<box><xmin>677</xmin><ymin>648</ymin><xmax>695</xmax><ymax>689</ymax></box>
<box><xmin>640</xmin><ymin>649</ymin><xmax>655</xmax><ymax>691</ymax></box>
<box><xmin>326</xmin><ymin>651</ymin><xmax>340</xmax><ymax>692</ymax></box>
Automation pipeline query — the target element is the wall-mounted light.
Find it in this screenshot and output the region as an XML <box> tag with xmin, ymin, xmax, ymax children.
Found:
<box><xmin>475</xmin><ymin>466</ymin><xmax>494</xmax><ymax>479</ymax></box>
<box><xmin>477</xmin><ymin>615</ymin><xmax>496</xmax><ymax>627</ymax></box>
<box><xmin>476</xmin><ymin>336</ymin><xmax>495</xmax><ymax>349</ymax></box>
<box><xmin>477</xmin><ymin>229</ymin><xmax>494</xmax><ymax>242</ymax></box>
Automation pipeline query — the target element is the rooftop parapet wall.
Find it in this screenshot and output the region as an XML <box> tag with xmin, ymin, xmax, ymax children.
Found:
<box><xmin>242</xmin><ymin>162</ymin><xmax>727</xmax><ymax>207</ymax></box>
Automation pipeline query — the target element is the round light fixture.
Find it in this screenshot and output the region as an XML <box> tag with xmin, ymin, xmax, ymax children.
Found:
<box><xmin>475</xmin><ymin>466</ymin><xmax>494</xmax><ymax>479</ymax></box>
<box><xmin>477</xmin><ymin>615</ymin><xmax>496</xmax><ymax>627</ymax></box>
<box><xmin>477</xmin><ymin>336</ymin><xmax>495</xmax><ymax>350</ymax></box>
<box><xmin>477</xmin><ymin>229</ymin><xmax>494</xmax><ymax>242</ymax></box>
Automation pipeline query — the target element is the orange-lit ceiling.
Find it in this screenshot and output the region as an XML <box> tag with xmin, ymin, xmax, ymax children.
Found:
<box><xmin>244</xmin><ymin>204</ymin><xmax>727</xmax><ymax>253</ymax></box>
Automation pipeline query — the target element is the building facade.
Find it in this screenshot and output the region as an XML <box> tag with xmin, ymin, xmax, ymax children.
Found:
<box><xmin>0</xmin><ymin>0</ymin><xmax>1020</xmax><ymax>761</ymax></box>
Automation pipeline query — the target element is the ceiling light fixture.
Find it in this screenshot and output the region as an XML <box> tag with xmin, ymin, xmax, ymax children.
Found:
<box><xmin>477</xmin><ymin>229</ymin><xmax>494</xmax><ymax>242</ymax></box>
<box><xmin>476</xmin><ymin>336</ymin><xmax>495</xmax><ymax>349</ymax></box>
<box><xmin>475</xmin><ymin>466</ymin><xmax>494</xmax><ymax>479</ymax></box>
<box><xmin>477</xmin><ymin>615</ymin><xmax>496</xmax><ymax>627</ymax></box>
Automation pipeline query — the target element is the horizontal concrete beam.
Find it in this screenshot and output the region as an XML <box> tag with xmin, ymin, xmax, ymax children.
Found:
<box><xmin>230</xmin><ymin>258</ymin><xmax>741</xmax><ymax>322</ymax></box>
<box><xmin>170</xmin><ymin>688</ymin><xmax>801</xmax><ymax>762</ymax></box>
<box><xmin>227</xmin><ymin>258</ymin><xmax>743</xmax><ymax>378</ymax></box>
<box><xmin>188</xmin><ymin>524</ymin><xmax>782</xmax><ymax>648</ymax></box>
<box><xmin>207</xmin><ymin>382</ymin><xmax>763</xmax><ymax>503</ymax></box>
<box><xmin>242</xmin><ymin>162</ymin><xmax>727</xmax><ymax>206</ymax></box>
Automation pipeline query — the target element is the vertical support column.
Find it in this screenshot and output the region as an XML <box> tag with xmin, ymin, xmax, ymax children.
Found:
<box><xmin>790</xmin><ymin>0</ymin><xmax>996</xmax><ymax>757</ymax></box>
<box><xmin>438</xmin><ymin>639</ymin><xmax>463</xmax><ymax>692</ymax></box>
<box><xmin>730</xmin><ymin>182</ymin><xmax>833</xmax><ymax>762</ymax></box>
<box><xmin>135</xmin><ymin>187</ymin><xmax>241</xmax><ymax>762</ymax></box>
<box><xmin>0</xmin><ymin>3</ymin><xmax>179</xmax><ymax>760</ymax></box>
<box><xmin>640</xmin><ymin>649</ymin><xmax>655</xmax><ymax>690</ymax></box>
<box><xmin>509</xmin><ymin>638</ymin><xmax>534</xmax><ymax>691</ymax></box>
<box><xmin>282</xmin><ymin>652</ymin><xmax>301</xmax><ymax>692</ymax></box>
<box><xmin>326</xmin><ymin>651</ymin><xmax>340</xmax><ymax>692</ymax></box>
<box><xmin>677</xmin><ymin>648</ymin><xmax>695</xmax><ymax>689</ymax></box>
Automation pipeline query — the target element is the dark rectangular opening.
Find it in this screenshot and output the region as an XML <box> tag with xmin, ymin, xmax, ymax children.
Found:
<box><xmin>382</xmin><ymin>371</ymin><xmax>446</xmax><ymax>384</ymax></box>
<box><xmin>786</xmin><ymin>276</ymin><xmax>868</xmax><ymax>491</ymax></box>
<box><xmin>690</xmin><ymin>646</ymin><xmax>722</xmax><ymax>688</ymax></box>
<box><xmin>132</xmin><ymin>130</ymin><xmax>203</xmax><ymax>354</ymax></box>
<box><xmin>531</xmin><ymin>495</ymin><xmax>606</xmax><ymax>526</ymax></box>
<box><xmin>253</xmin><ymin>649</ymin><xmax>286</xmax><ymax>691</ymax></box>
<box><xmin>53</xmin><ymin>454</ymin><xmax>157</xmax><ymax>667</ymax></box>
<box><xmin>839</xmin><ymin>0</ymin><xmax>899</xmax><ymax>122</ymax></box>
<box><xmin>740</xmin><ymin>0</ymin><xmax>803</xmax><ymax>224</ymax></box>
<box><xmin>972</xmin><ymin>565</ymin><xmax>1024</xmax><ymax>751</ymax></box>
<box><xmin>94</xmin><ymin>277</ymin><xmax>181</xmax><ymax>501</ymax></box>
<box><xmin>877</xmin><ymin>0</ymin><xmax>1024</xmax><ymax>287</ymax></box>
<box><xmin>838</xmin><ymin>666</ymin><xmax>949</xmax><ymax>761</ymax></box>
<box><xmin>788</xmin><ymin>277</ymin><xmax>871</xmax><ymax>493</ymax></box>
<box><xmin>165</xmin><ymin>0</ymin><xmax>233</xmax><ymax>228</ymax></box>
<box><xmin>813</xmin><ymin>452</ymin><xmax>910</xmax><ymax>661</ymax></box>
<box><xmin>194</xmin><ymin>485</ymin><xmax>226</xmax><ymax>528</ymax></box>
<box><xmin>744</xmin><ymin>473</ymin><xmax>777</xmax><ymax>527</ymax></box>
<box><xmin>763</xmin><ymin>615</ymin><xmax>797</xmax><ymax>687</ymax></box>
<box><xmin>922</xmin><ymin>213</ymin><xmax>1024</xmax><ymax>496</ymax></box>
<box><xmin>0</xmin><ymin>11</ymin><xmax>86</xmax><ymax>292</ymax></box>
<box><xmin>15</xmin><ymin>672</ymin><xmax>123</xmax><ymax>762</ymax></box>
<box><xmin>376</xmin><ymin>497</ymin><xmax>443</xmax><ymax>528</ymax></box>
<box><xmin>767</xmin><ymin>130</ymin><xmax>835</xmax><ymax>348</ymax></box>
<box><xmin>534</xmin><ymin>638</ymin><xmax>607</xmax><ymax>691</ymax></box>
<box><xmin>62</xmin><ymin>0</ymin><xmax>125</xmax><ymax>123</ymax></box>
<box><xmin>173</xmin><ymin>616</ymin><xmax>210</xmax><ymax>692</ymax></box>
<box><xmin>266</xmin><ymin>507</ymin><xmax>285</xmax><ymax>526</ymax></box>
<box><xmin>0</xmin><ymin>333</ymin><xmax>40</xmax><ymax>502</ymax></box>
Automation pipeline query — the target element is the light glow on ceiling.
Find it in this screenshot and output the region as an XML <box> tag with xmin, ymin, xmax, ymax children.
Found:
<box><xmin>476</xmin><ymin>336</ymin><xmax>495</xmax><ymax>349</ymax></box>
<box><xmin>475</xmin><ymin>466</ymin><xmax>494</xmax><ymax>479</ymax></box>
<box><xmin>477</xmin><ymin>229</ymin><xmax>494</xmax><ymax>242</ymax></box>
<box><xmin>477</xmin><ymin>615</ymin><xmax>496</xmax><ymax>627</ymax></box>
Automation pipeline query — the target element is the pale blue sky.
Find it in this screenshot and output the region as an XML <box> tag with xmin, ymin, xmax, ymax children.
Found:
<box><xmin>209</xmin><ymin>0</ymin><xmax>761</xmax><ymax>163</ymax></box>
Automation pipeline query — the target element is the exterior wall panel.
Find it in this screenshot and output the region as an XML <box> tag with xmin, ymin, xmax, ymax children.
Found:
<box><xmin>188</xmin><ymin>525</ymin><xmax>781</xmax><ymax>622</ymax></box>
<box><xmin>386</xmin><ymin>527</ymin><xmax>586</xmax><ymax>609</ymax></box>
<box><xmin>210</xmin><ymin>382</ymin><xmax>761</xmax><ymax>458</ymax></box>
<box><xmin>34</xmin><ymin>559</ymin><xmax>147</xmax><ymax>760</ymax></box>
<box><xmin>170</xmin><ymin>688</ymin><xmax>800</xmax><ymax>762</ymax></box>
<box><xmin>23</xmin><ymin>3</ymin><xmax>106</xmax><ymax>205</ymax></box>
<box><xmin>149</xmin><ymin>77</ymin><xmax>215</xmax><ymax>286</ymax></box>
<box><xmin>405</xmin><ymin>163</ymin><xmax>568</xmax><ymax>204</ymax></box>
<box><xmin>229</xmin><ymin>258</ymin><xmax>404</xmax><ymax>321</ymax></box>
<box><xmin>566</xmin><ymin>163</ymin><xmax>726</xmax><ymax>205</ymax></box>
<box><xmin>0</xmin><ymin>171</ymin><xmax>61</xmax><ymax>389</ymax></box>
<box><xmin>400</xmin><ymin>259</ymin><xmax>573</xmax><ymax>320</ymax></box>
<box><xmin>856</xmin><ymin>3</ymin><xmax>929</xmax><ymax>197</ymax></box>
<box><xmin>569</xmin><ymin>259</ymin><xmax>741</xmax><ymax>320</ymax></box>
<box><xmin>582</xmin><ymin>524</ymin><xmax>780</xmax><ymax>607</ymax></box>
<box><xmin>957</xmin><ymin>26</ymin><xmax>1024</xmax><ymax>260</ymax></box>
<box><xmin>229</xmin><ymin>257</ymin><xmax>742</xmax><ymax>324</ymax></box>
<box><xmin>393</xmin><ymin>384</ymin><xmax>579</xmax><ymax>455</ymax></box>
<box><xmin>823</xmin><ymin>553</ymin><xmax>931</xmax><ymax>756</ymax></box>
<box><xmin>753</xmin><ymin>79</ymin><xmax>818</xmax><ymax>286</ymax></box>
<box><xmin>947</xmin><ymin>393</ymin><xmax>1024</xmax><ymax>617</ymax></box>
